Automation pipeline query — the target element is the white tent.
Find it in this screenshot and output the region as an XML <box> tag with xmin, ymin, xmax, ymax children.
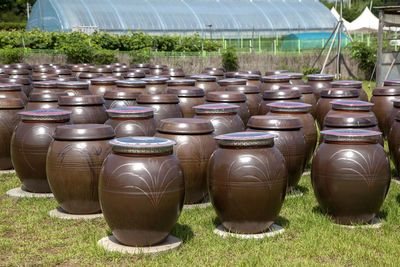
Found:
<box><xmin>330</xmin><ymin>7</ymin><xmax>352</xmax><ymax>30</ymax></box>
<box><xmin>347</xmin><ymin>7</ymin><xmax>379</xmax><ymax>32</ymax></box>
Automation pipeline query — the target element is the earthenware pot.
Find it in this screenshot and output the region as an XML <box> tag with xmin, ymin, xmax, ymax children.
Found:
<box><xmin>388</xmin><ymin>111</ymin><xmax>400</xmax><ymax>175</ymax></box>
<box><xmin>201</xmin><ymin>69</ymin><xmax>224</xmax><ymax>81</ymax></box>
<box><xmin>89</xmin><ymin>78</ymin><xmax>117</xmax><ymax>97</ymax></box>
<box><xmin>260</xmin><ymin>75</ymin><xmax>290</xmax><ymax>93</ymax></box>
<box><xmin>217</xmin><ymin>78</ymin><xmax>247</xmax><ymax>91</ymax></box>
<box><xmin>0</xmin><ymin>77</ymin><xmax>31</xmax><ymax>96</ymax></box>
<box><xmin>330</xmin><ymin>81</ymin><xmax>367</xmax><ymax>101</ymax></box>
<box><xmin>0</xmin><ymin>84</ymin><xmax>28</xmax><ymax>104</ymax></box>
<box><xmin>279</xmin><ymin>84</ymin><xmax>316</xmax><ymax>117</ymax></box>
<box><xmin>58</xmin><ymin>95</ymin><xmax>107</xmax><ymax>124</ymax></box>
<box><xmin>26</xmin><ymin>93</ymin><xmax>65</xmax><ymax>110</ymax></box>
<box><xmin>57</xmin><ymin>81</ymin><xmax>92</xmax><ymax>96</ymax></box>
<box><xmin>192</xmin><ymin>75</ymin><xmax>220</xmax><ymax>94</ymax></box>
<box><xmin>306</xmin><ymin>74</ymin><xmax>334</xmax><ymax>101</ymax></box>
<box><xmin>258</xmin><ymin>89</ymin><xmax>303</xmax><ymax>115</ymax></box>
<box><xmin>206</xmin><ymin>91</ymin><xmax>250</xmax><ymax>124</ymax></box>
<box><xmin>115</xmin><ymin>80</ymin><xmax>147</xmax><ymax>95</ymax></box>
<box><xmin>103</xmin><ymin>90</ymin><xmax>141</xmax><ymax>109</ymax></box>
<box><xmin>167</xmin><ymin>87</ymin><xmax>205</xmax><ymax>118</ymax></box>
<box><xmin>234</xmin><ymin>73</ymin><xmax>261</xmax><ymax>87</ymax></box>
<box><xmin>136</xmin><ymin>94</ymin><xmax>183</xmax><ymax>123</ymax></box>
<box><xmin>142</xmin><ymin>77</ymin><xmax>168</xmax><ymax>94</ymax></box>
<box><xmin>89</xmin><ymin>66</ymin><xmax>113</xmax><ymax>77</ymax></box>
<box><xmin>226</xmin><ymin>85</ymin><xmax>261</xmax><ymax>117</ymax></box>
<box><xmin>383</xmin><ymin>79</ymin><xmax>400</xmax><ymax>86</ymax></box>
<box><xmin>167</xmin><ymin>79</ymin><xmax>196</xmax><ymax>88</ymax></box>
<box><xmin>265</xmin><ymin>70</ymin><xmax>289</xmax><ymax>76</ymax></box>
<box><xmin>286</xmin><ymin>73</ymin><xmax>305</xmax><ymax>85</ymax></box>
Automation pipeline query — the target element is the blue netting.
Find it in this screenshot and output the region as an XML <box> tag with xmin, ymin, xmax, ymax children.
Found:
<box><xmin>27</xmin><ymin>0</ymin><xmax>338</xmax><ymax>38</ymax></box>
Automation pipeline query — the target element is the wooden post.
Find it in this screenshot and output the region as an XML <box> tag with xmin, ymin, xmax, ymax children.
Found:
<box><xmin>377</xmin><ymin>10</ymin><xmax>384</xmax><ymax>86</ymax></box>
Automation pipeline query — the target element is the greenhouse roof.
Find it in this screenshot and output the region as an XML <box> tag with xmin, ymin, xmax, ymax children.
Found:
<box><xmin>27</xmin><ymin>0</ymin><xmax>338</xmax><ymax>38</ymax></box>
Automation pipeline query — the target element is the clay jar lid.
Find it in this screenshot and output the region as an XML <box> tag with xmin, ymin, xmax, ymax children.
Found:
<box><xmin>150</xmin><ymin>64</ymin><xmax>167</xmax><ymax>69</ymax></box>
<box><xmin>204</xmin><ymin>67</ymin><xmax>225</xmax><ymax>72</ymax></box>
<box><xmin>383</xmin><ymin>79</ymin><xmax>400</xmax><ymax>86</ymax></box>
<box><xmin>33</xmin><ymin>81</ymin><xmax>58</xmax><ymax>88</ymax></box>
<box><xmin>193</xmin><ymin>103</ymin><xmax>239</xmax><ymax>114</ymax></box>
<box><xmin>320</xmin><ymin>88</ymin><xmax>360</xmax><ymax>98</ymax></box>
<box><xmin>0</xmin><ymin>84</ymin><xmax>23</xmax><ymax>91</ymax></box>
<box><xmin>4</xmin><ymin>69</ymin><xmax>30</xmax><ymax>75</ymax></box>
<box><xmin>324</xmin><ymin>113</ymin><xmax>378</xmax><ymax>127</ymax></box>
<box><xmin>104</xmin><ymin>90</ymin><xmax>141</xmax><ymax>100</ymax></box>
<box><xmin>56</xmin><ymin>77</ymin><xmax>78</xmax><ymax>82</ymax></box>
<box><xmin>239</xmin><ymin>70</ymin><xmax>262</xmax><ymax>75</ymax></box>
<box><xmin>58</xmin><ymin>95</ymin><xmax>104</xmax><ymax>106</ymax></box>
<box><xmin>320</xmin><ymin>129</ymin><xmax>381</xmax><ymax>142</ymax></box>
<box><xmin>142</xmin><ymin>77</ymin><xmax>168</xmax><ymax>84</ymax></box>
<box><xmin>89</xmin><ymin>67</ymin><xmax>112</xmax><ymax>73</ymax></box>
<box><xmin>29</xmin><ymin>93</ymin><xmax>60</xmax><ymax>102</ymax></box>
<box><xmin>224</xmin><ymin>72</ymin><xmax>240</xmax><ymax>78</ymax></box>
<box><xmin>268</xmin><ymin>102</ymin><xmax>311</xmax><ymax>112</ymax></box>
<box><xmin>279</xmin><ymin>84</ymin><xmax>313</xmax><ymax>94</ymax></box>
<box><xmin>202</xmin><ymin>69</ymin><xmax>224</xmax><ymax>76</ymax></box>
<box><xmin>285</xmin><ymin>73</ymin><xmax>304</xmax><ymax>79</ymax></box>
<box><xmin>167</xmin><ymin>79</ymin><xmax>196</xmax><ymax>87</ymax></box>
<box><xmin>330</xmin><ymin>100</ymin><xmax>374</xmax><ymax>111</ymax></box>
<box><xmin>53</xmin><ymin>124</ymin><xmax>115</xmax><ymax>140</ymax></box>
<box><xmin>330</xmin><ymin>80</ymin><xmax>362</xmax><ymax>88</ymax></box>
<box><xmin>215</xmin><ymin>131</ymin><xmax>275</xmax><ymax>147</ymax></box>
<box><xmin>217</xmin><ymin>78</ymin><xmax>247</xmax><ymax>86</ymax></box>
<box><xmin>247</xmin><ymin>115</ymin><xmax>302</xmax><ymax>130</ymax></box>
<box><xmin>372</xmin><ymin>86</ymin><xmax>400</xmax><ymax>96</ymax></box>
<box><xmin>19</xmin><ymin>109</ymin><xmax>71</xmax><ymax>121</ymax></box>
<box><xmin>167</xmin><ymin>87</ymin><xmax>204</xmax><ymax>97</ymax></box>
<box><xmin>306</xmin><ymin>74</ymin><xmax>334</xmax><ymax>81</ymax></box>
<box><xmin>261</xmin><ymin>75</ymin><xmax>290</xmax><ymax>82</ymax></box>
<box><xmin>125</xmin><ymin>72</ymin><xmax>145</xmax><ymax>79</ymax></box>
<box><xmin>263</xmin><ymin>89</ymin><xmax>301</xmax><ymax>100</ymax></box>
<box><xmin>157</xmin><ymin>118</ymin><xmax>214</xmax><ymax>134</ymax></box>
<box><xmin>90</xmin><ymin>77</ymin><xmax>117</xmax><ymax>85</ymax></box>
<box><xmin>133</xmin><ymin>63</ymin><xmax>151</xmax><ymax>68</ymax></box>
<box><xmin>206</xmin><ymin>91</ymin><xmax>246</xmax><ymax>102</ymax></box>
<box><xmin>71</xmin><ymin>66</ymin><xmax>90</xmax><ymax>72</ymax></box>
<box><xmin>0</xmin><ymin>98</ymin><xmax>24</xmax><ymax>109</ymax></box>
<box><xmin>165</xmin><ymin>70</ymin><xmax>185</xmax><ymax>77</ymax></box>
<box><xmin>0</xmin><ymin>78</ymin><xmax>30</xmax><ymax>85</ymax></box>
<box><xmin>113</xmin><ymin>66</ymin><xmax>129</xmax><ymax>72</ymax></box>
<box><xmin>116</xmin><ymin>80</ymin><xmax>146</xmax><ymax>88</ymax></box>
<box><xmin>234</xmin><ymin>73</ymin><xmax>261</xmax><ymax>80</ymax></box>
<box><xmin>31</xmin><ymin>75</ymin><xmax>57</xmax><ymax>81</ymax></box>
<box><xmin>110</xmin><ymin>136</ymin><xmax>175</xmax><ymax>154</ymax></box>
<box><xmin>191</xmin><ymin>75</ymin><xmax>217</xmax><ymax>82</ymax></box>
<box><xmin>391</xmin><ymin>98</ymin><xmax>400</xmax><ymax>108</ymax></box>
<box><xmin>265</xmin><ymin>70</ymin><xmax>289</xmax><ymax>76</ymax></box>
<box><xmin>226</xmin><ymin>85</ymin><xmax>260</xmax><ymax>94</ymax></box>
<box><xmin>137</xmin><ymin>94</ymin><xmax>179</xmax><ymax>104</ymax></box>
<box><xmin>107</xmin><ymin>106</ymin><xmax>154</xmax><ymax>118</ymax></box>
<box><xmin>57</xmin><ymin>81</ymin><xmax>89</xmax><ymax>89</ymax></box>
<box><xmin>79</xmin><ymin>73</ymin><xmax>103</xmax><ymax>79</ymax></box>
<box><xmin>54</xmin><ymin>69</ymin><xmax>72</xmax><ymax>75</ymax></box>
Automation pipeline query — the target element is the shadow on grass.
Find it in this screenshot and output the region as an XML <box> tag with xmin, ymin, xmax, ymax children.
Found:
<box><xmin>212</xmin><ymin>215</ymin><xmax>290</xmax><ymax>229</ymax></box>
<box><xmin>396</xmin><ymin>194</ymin><xmax>400</xmax><ymax>205</ymax></box>
<box><xmin>311</xmin><ymin>205</ymin><xmax>324</xmax><ymax>215</ymax></box>
<box><xmin>171</xmin><ymin>223</ymin><xmax>194</xmax><ymax>243</ymax></box>
<box><xmin>295</xmin><ymin>185</ymin><xmax>309</xmax><ymax>195</ymax></box>
<box><xmin>377</xmin><ymin>209</ymin><xmax>388</xmax><ymax>221</ymax></box>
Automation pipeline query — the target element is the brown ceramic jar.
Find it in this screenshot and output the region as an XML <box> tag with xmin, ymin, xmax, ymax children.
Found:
<box><xmin>78</xmin><ymin>72</ymin><xmax>103</xmax><ymax>82</ymax></box>
<box><xmin>217</xmin><ymin>78</ymin><xmax>247</xmax><ymax>91</ymax></box>
<box><xmin>11</xmin><ymin>109</ymin><xmax>71</xmax><ymax>193</ymax></box>
<box><xmin>125</xmin><ymin>71</ymin><xmax>146</xmax><ymax>80</ymax></box>
<box><xmin>167</xmin><ymin>87</ymin><xmax>205</xmax><ymax>118</ymax></box>
<box><xmin>286</xmin><ymin>73</ymin><xmax>305</xmax><ymax>85</ymax></box>
<box><xmin>370</xmin><ymin>86</ymin><xmax>400</xmax><ymax>137</ymax></box>
<box><xmin>324</xmin><ymin>100</ymin><xmax>376</xmax><ymax>128</ymax></box>
<box><xmin>265</xmin><ymin>70</ymin><xmax>289</xmax><ymax>76</ymax></box>
<box><xmin>26</xmin><ymin>93</ymin><xmax>62</xmax><ymax>110</ymax></box>
<box><xmin>155</xmin><ymin>118</ymin><xmax>216</xmax><ymax>204</ymax></box>
<box><xmin>47</xmin><ymin>124</ymin><xmax>114</xmax><ymax>214</ymax></box>
<box><xmin>316</xmin><ymin>88</ymin><xmax>360</xmax><ymax>130</ymax></box>
<box><xmin>205</xmin><ymin>91</ymin><xmax>250</xmax><ymax>125</ymax></box>
<box><xmin>150</xmin><ymin>64</ymin><xmax>167</xmax><ymax>75</ymax></box>
<box><xmin>330</xmin><ymin>80</ymin><xmax>367</xmax><ymax>101</ymax></box>
<box><xmin>5</xmin><ymin>68</ymin><xmax>31</xmax><ymax>80</ymax></box>
<box><xmin>89</xmin><ymin>78</ymin><xmax>117</xmax><ymax>97</ymax></box>
<box><xmin>105</xmin><ymin>106</ymin><xmax>156</xmax><ymax>137</ymax></box>
<box><xmin>234</xmin><ymin>73</ymin><xmax>261</xmax><ymax>87</ymax></box>
<box><xmin>202</xmin><ymin>69</ymin><xmax>224</xmax><ymax>80</ymax></box>
<box><xmin>247</xmin><ymin>116</ymin><xmax>306</xmax><ymax>192</ymax></box>
<box><xmin>99</xmin><ymin>137</ymin><xmax>184</xmax><ymax>246</ymax></box>
<box><xmin>167</xmin><ymin>79</ymin><xmax>196</xmax><ymax>88</ymax></box>
<box><xmin>312</xmin><ymin>129</ymin><xmax>390</xmax><ymax>225</ymax></box>
<box><xmin>226</xmin><ymin>85</ymin><xmax>261</xmax><ymax>117</ymax></box>
<box><xmin>89</xmin><ymin>66</ymin><xmax>113</xmax><ymax>77</ymax></box>
<box><xmin>260</xmin><ymin>75</ymin><xmax>290</xmax><ymax>93</ymax></box>
<box><xmin>383</xmin><ymin>79</ymin><xmax>400</xmax><ymax>86</ymax></box>
<box><xmin>388</xmin><ymin>112</ymin><xmax>400</xmax><ymax>175</ymax></box>
<box><xmin>57</xmin><ymin>81</ymin><xmax>92</xmax><ymax>96</ymax></box>
<box><xmin>0</xmin><ymin>84</ymin><xmax>28</xmax><ymax>104</ymax></box>
<box><xmin>258</xmin><ymin>89</ymin><xmax>303</xmax><ymax>115</ymax></box>
<box><xmin>115</xmin><ymin>80</ymin><xmax>147</xmax><ymax>94</ymax></box>
<box><xmin>142</xmin><ymin>77</ymin><xmax>168</xmax><ymax>94</ymax></box>
<box><xmin>208</xmin><ymin>131</ymin><xmax>287</xmax><ymax>234</ymax></box>
<box><xmin>71</xmin><ymin>66</ymin><xmax>90</xmax><ymax>78</ymax></box>
<box><xmin>31</xmin><ymin>81</ymin><xmax>58</xmax><ymax>95</ymax></box>
<box><xmin>280</xmin><ymin>84</ymin><xmax>317</xmax><ymax>118</ymax></box>
<box><xmin>103</xmin><ymin>90</ymin><xmax>141</xmax><ymax>109</ymax></box>
<box><xmin>239</xmin><ymin>70</ymin><xmax>262</xmax><ymax>75</ymax></box>
<box><xmin>136</xmin><ymin>94</ymin><xmax>183</xmax><ymax>123</ymax></box>
<box><xmin>267</xmin><ymin>102</ymin><xmax>317</xmax><ymax>165</ymax></box>
<box><xmin>193</xmin><ymin>104</ymin><xmax>244</xmax><ymax>136</ymax></box>
<box><xmin>58</xmin><ymin>95</ymin><xmax>107</xmax><ymax>124</ymax></box>
<box><xmin>0</xmin><ymin>98</ymin><xmax>24</xmax><ymax>169</ymax></box>
<box><xmin>386</xmin><ymin>99</ymin><xmax>400</xmax><ymax>138</ymax></box>
<box><xmin>306</xmin><ymin>74</ymin><xmax>334</xmax><ymax>101</ymax></box>
<box><xmin>192</xmin><ymin>75</ymin><xmax>220</xmax><ymax>94</ymax></box>
<box><xmin>0</xmin><ymin>77</ymin><xmax>32</xmax><ymax>96</ymax></box>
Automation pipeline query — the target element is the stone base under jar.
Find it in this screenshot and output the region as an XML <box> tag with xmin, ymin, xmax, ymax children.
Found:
<box><xmin>213</xmin><ymin>224</ymin><xmax>284</xmax><ymax>239</ymax></box>
<box><xmin>6</xmin><ymin>187</ymin><xmax>53</xmax><ymax>198</ymax></box>
<box><xmin>335</xmin><ymin>217</ymin><xmax>382</xmax><ymax>229</ymax></box>
<box><xmin>183</xmin><ymin>195</ymin><xmax>212</xmax><ymax>210</ymax></box>
<box><xmin>49</xmin><ymin>207</ymin><xmax>103</xmax><ymax>220</ymax></box>
<box><xmin>97</xmin><ymin>235</ymin><xmax>181</xmax><ymax>255</ymax></box>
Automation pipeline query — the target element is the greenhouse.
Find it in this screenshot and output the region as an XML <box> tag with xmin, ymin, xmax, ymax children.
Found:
<box><xmin>27</xmin><ymin>0</ymin><xmax>338</xmax><ymax>38</ymax></box>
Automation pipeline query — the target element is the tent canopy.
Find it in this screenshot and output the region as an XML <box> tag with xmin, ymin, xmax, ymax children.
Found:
<box><xmin>330</xmin><ymin>7</ymin><xmax>352</xmax><ymax>30</ymax></box>
<box><xmin>347</xmin><ymin>7</ymin><xmax>379</xmax><ymax>32</ymax></box>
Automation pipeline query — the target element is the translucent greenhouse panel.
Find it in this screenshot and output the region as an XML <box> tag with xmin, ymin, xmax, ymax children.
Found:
<box><xmin>82</xmin><ymin>0</ymin><xmax>124</xmax><ymax>32</ymax></box>
<box><xmin>27</xmin><ymin>0</ymin><xmax>62</xmax><ymax>31</ymax></box>
<box><xmin>301</xmin><ymin>1</ymin><xmax>337</xmax><ymax>30</ymax></box>
<box><xmin>253</xmin><ymin>0</ymin><xmax>292</xmax><ymax>33</ymax></box>
<box><xmin>52</xmin><ymin>0</ymin><xmax>94</xmax><ymax>30</ymax></box>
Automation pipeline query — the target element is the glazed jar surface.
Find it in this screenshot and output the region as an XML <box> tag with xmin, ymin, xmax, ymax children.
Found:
<box><xmin>155</xmin><ymin>118</ymin><xmax>216</xmax><ymax>204</ymax></box>
<box><xmin>26</xmin><ymin>93</ymin><xmax>61</xmax><ymax>110</ymax></box>
<box><xmin>258</xmin><ymin>89</ymin><xmax>303</xmax><ymax>115</ymax></box>
<box><xmin>142</xmin><ymin>77</ymin><xmax>168</xmax><ymax>94</ymax></box>
<box><xmin>57</xmin><ymin>81</ymin><xmax>92</xmax><ymax>96</ymax></box>
<box><xmin>89</xmin><ymin>78</ymin><xmax>117</xmax><ymax>96</ymax></box>
<box><xmin>247</xmin><ymin>116</ymin><xmax>306</xmax><ymax>192</ymax></box>
<box><xmin>312</xmin><ymin>129</ymin><xmax>390</xmax><ymax>225</ymax></box>
<box><xmin>0</xmin><ymin>77</ymin><xmax>32</xmax><ymax>96</ymax></box>
<box><xmin>388</xmin><ymin>112</ymin><xmax>400</xmax><ymax>175</ymax></box>
<box><xmin>47</xmin><ymin>124</ymin><xmax>114</xmax><ymax>214</ymax></box>
<box><xmin>58</xmin><ymin>95</ymin><xmax>108</xmax><ymax>124</ymax></box>
<box><xmin>167</xmin><ymin>87</ymin><xmax>205</xmax><ymax>118</ymax></box>
<box><xmin>116</xmin><ymin>80</ymin><xmax>147</xmax><ymax>95</ymax></box>
<box><xmin>280</xmin><ymin>84</ymin><xmax>316</xmax><ymax>117</ymax></box>
<box><xmin>166</xmin><ymin>79</ymin><xmax>196</xmax><ymax>88</ymax></box>
<box><xmin>260</xmin><ymin>75</ymin><xmax>290</xmax><ymax>93</ymax></box>
<box><xmin>208</xmin><ymin>132</ymin><xmax>287</xmax><ymax>234</ymax></box>
<box><xmin>330</xmin><ymin>81</ymin><xmax>367</xmax><ymax>101</ymax></box>
<box><xmin>105</xmin><ymin>106</ymin><xmax>157</xmax><ymax>137</ymax></box>
<box><xmin>103</xmin><ymin>90</ymin><xmax>140</xmax><ymax>109</ymax></box>
<box><xmin>306</xmin><ymin>74</ymin><xmax>334</xmax><ymax>100</ymax></box>
<box><xmin>193</xmin><ymin>104</ymin><xmax>244</xmax><ymax>136</ymax></box>
<box><xmin>370</xmin><ymin>87</ymin><xmax>400</xmax><ymax>136</ymax></box>
<box><xmin>235</xmin><ymin>73</ymin><xmax>262</xmax><ymax>87</ymax></box>
<box><xmin>136</xmin><ymin>94</ymin><xmax>183</xmax><ymax>123</ymax></box>
<box><xmin>99</xmin><ymin>137</ymin><xmax>184</xmax><ymax>246</ymax></box>
<box><xmin>226</xmin><ymin>85</ymin><xmax>261</xmax><ymax>117</ymax></box>
<box><xmin>192</xmin><ymin>75</ymin><xmax>220</xmax><ymax>95</ymax></box>
<box><xmin>217</xmin><ymin>78</ymin><xmax>247</xmax><ymax>91</ymax></box>
<box><xmin>11</xmin><ymin>110</ymin><xmax>71</xmax><ymax>193</ymax></box>
<box><xmin>0</xmin><ymin>84</ymin><xmax>28</xmax><ymax>104</ymax></box>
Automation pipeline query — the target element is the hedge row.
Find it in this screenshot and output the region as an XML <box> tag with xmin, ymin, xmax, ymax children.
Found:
<box><xmin>0</xmin><ymin>29</ymin><xmax>220</xmax><ymax>52</ymax></box>
<box><xmin>0</xmin><ymin>22</ymin><xmax>26</xmax><ymax>31</ymax></box>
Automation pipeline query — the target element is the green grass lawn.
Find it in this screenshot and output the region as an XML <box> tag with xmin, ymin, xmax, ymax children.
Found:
<box><xmin>1</xmin><ymin>81</ymin><xmax>400</xmax><ymax>266</ymax></box>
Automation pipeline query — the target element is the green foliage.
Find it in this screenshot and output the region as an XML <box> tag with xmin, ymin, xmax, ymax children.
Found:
<box><xmin>93</xmin><ymin>49</ymin><xmax>118</xmax><ymax>65</ymax></box>
<box><xmin>0</xmin><ymin>22</ymin><xmax>26</xmax><ymax>31</ymax></box>
<box><xmin>221</xmin><ymin>46</ymin><xmax>239</xmax><ymax>72</ymax></box>
<box><xmin>129</xmin><ymin>48</ymin><xmax>151</xmax><ymax>64</ymax></box>
<box><xmin>302</xmin><ymin>67</ymin><xmax>320</xmax><ymax>76</ymax></box>
<box><xmin>60</xmin><ymin>41</ymin><xmax>94</xmax><ymax>64</ymax></box>
<box><xmin>0</xmin><ymin>47</ymin><xmax>24</xmax><ymax>64</ymax></box>
<box><xmin>0</xmin><ymin>0</ymin><xmax>35</xmax><ymax>22</ymax></box>
<box><xmin>347</xmin><ymin>41</ymin><xmax>376</xmax><ymax>79</ymax></box>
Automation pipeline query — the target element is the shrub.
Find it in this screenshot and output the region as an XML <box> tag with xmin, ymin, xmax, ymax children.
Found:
<box><xmin>93</xmin><ymin>49</ymin><xmax>118</xmax><ymax>65</ymax></box>
<box><xmin>60</xmin><ymin>41</ymin><xmax>94</xmax><ymax>64</ymax></box>
<box><xmin>0</xmin><ymin>22</ymin><xmax>26</xmax><ymax>31</ymax></box>
<box><xmin>129</xmin><ymin>49</ymin><xmax>151</xmax><ymax>64</ymax></box>
<box><xmin>302</xmin><ymin>67</ymin><xmax>320</xmax><ymax>75</ymax></box>
<box><xmin>221</xmin><ymin>46</ymin><xmax>239</xmax><ymax>72</ymax></box>
<box><xmin>0</xmin><ymin>47</ymin><xmax>24</xmax><ymax>64</ymax></box>
<box><xmin>347</xmin><ymin>41</ymin><xmax>376</xmax><ymax>79</ymax></box>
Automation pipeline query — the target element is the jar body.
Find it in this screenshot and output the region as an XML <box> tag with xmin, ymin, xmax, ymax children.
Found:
<box><xmin>311</xmin><ymin>141</ymin><xmax>390</xmax><ymax>224</ymax></box>
<box><xmin>258</xmin><ymin>98</ymin><xmax>303</xmax><ymax>115</ymax></box>
<box><xmin>322</xmin><ymin>125</ymin><xmax>383</xmax><ymax>145</ymax></box>
<box><xmin>105</xmin><ymin>117</ymin><xmax>157</xmax><ymax>137</ymax></box>
<box><xmin>137</xmin><ymin>103</ymin><xmax>183</xmax><ymax>123</ymax></box>
<box><xmin>90</xmin><ymin>84</ymin><xmax>115</xmax><ymax>97</ymax></box>
<box><xmin>146</xmin><ymin>84</ymin><xmax>167</xmax><ymax>94</ymax></box>
<box><xmin>206</xmin><ymin>101</ymin><xmax>250</xmax><ymax>125</ymax></box>
<box><xmin>261</xmin><ymin>81</ymin><xmax>289</xmax><ymax>93</ymax></box>
<box><xmin>245</xmin><ymin>93</ymin><xmax>262</xmax><ymax>116</ymax></box>
<box><xmin>388</xmin><ymin>120</ymin><xmax>400</xmax><ymax>174</ymax></box>
<box><xmin>99</xmin><ymin>153</ymin><xmax>184</xmax><ymax>246</ymax></box>
<box><xmin>306</xmin><ymin>80</ymin><xmax>331</xmax><ymax>100</ymax></box>
<box><xmin>195</xmin><ymin>81</ymin><xmax>219</xmax><ymax>95</ymax></box>
<box><xmin>26</xmin><ymin>102</ymin><xmax>58</xmax><ymax>110</ymax></box>
<box><xmin>104</xmin><ymin>99</ymin><xmax>136</xmax><ymax>109</ymax></box>
<box><xmin>316</xmin><ymin>97</ymin><xmax>359</xmax><ymax>129</ymax></box>
<box><xmin>11</xmin><ymin>120</ymin><xmax>71</xmax><ymax>192</ymax></box>
<box><xmin>178</xmin><ymin>96</ymin><xmax>205</xmax><ymax>118</ymax></box>
<box><xmin>116</xmin><ymin>86</ymin><xmax>147</xmax><ymax>95</ymax></box>
<box><xmin>246</xmin><ymin>80</ymin><xmax>262</xmax><ymax>88</ymax></box>
<box><xmin>58</xmin><ymin>87</ymin><xmax>92</xmax><ymax>96</ymax></box>
<box><xmin>208</xmin><ymin>146</ymin><xmax>287</xmax><ymax>233</ymax></box>
<box><xmin>194</xmin><ymin>113</ymin><xmax>244</xmax><ymax>136</ymax></box>
<box><xmin>370</xmin><ymin>95</ymin><xmax>398</xmax><ymax>137</ymax></box>
<box><xmin>302</xmin><ymin>93</ymin><xmax>317</xmax><ymax>118</ymax></box>
<box><xmin>0</xmin><ymin>109</ymin><xmax>22</xmax><ymax>169</ymax></box>
<box><xmin>0</xmin><ymin>90</ymin><xmax>28</xmax><ymax>104</ymax></box>
<box><xmin>155</xmin><ymin>133</ymin><xmax>216</xmax><ymax>204</ymax></box>
<box><xmin>58</xmin><ymin>105</ymin><xmax>108</xmax><ymax>124</ymax></box>
<box><xmin>46</xmin><ymin>139</ymin><xmax>112</xmax><ymax>214</ymax></box>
